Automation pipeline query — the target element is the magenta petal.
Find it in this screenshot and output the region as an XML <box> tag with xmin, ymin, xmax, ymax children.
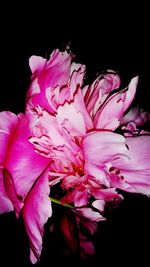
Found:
<box><xmin>4</xmin><ymin>114</ymin><xmax>49</xmax><ymax>199</ymax></box>
<box><xmin>0</xmin><ymin>111</ymin><xmax>18</xmax><ymax>163</ymax></box>
<box><xmin>3</xmin><ymin>168</ymin><xmax>23</xmax><ymax>217</ymax></box>
<box><xmin>26</xmin><ymin>49</ymin><xmax>73</xmax><ymax>113</ymax></box>
<box><xmin>0</xmin><ymin>111</ymin><xmax>19</xmax><ymax>214</ymax></box>
<box><xmin>23</xmin><ymin>167</ymin><xmax>52</xmax><ymax>264</ymax></box>
<box><xmin>31</xmin><ymin>49</ymin><xmax>72</xmax><ymax>90</ymax></box>
<box><xmin>0</xmin><ymin>168</ymin><xmax>14</xmax><ymax>214</ymax></box>
<box><xmin>38</xmin><ymin>49</ymin><xmax>72</xmax><ymax>90</ymax></box>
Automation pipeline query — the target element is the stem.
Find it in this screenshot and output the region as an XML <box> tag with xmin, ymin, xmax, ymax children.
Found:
<box><xmin>50</xmin><ymin>197</ymin><xmax>74</xmax><ymax>209</ymax></box>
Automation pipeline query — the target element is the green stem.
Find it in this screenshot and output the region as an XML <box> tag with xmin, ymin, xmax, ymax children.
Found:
<box><xmin>50</xmin><ymin>197</ymin><xmax>74</xmax><ymax>209</ymax></box>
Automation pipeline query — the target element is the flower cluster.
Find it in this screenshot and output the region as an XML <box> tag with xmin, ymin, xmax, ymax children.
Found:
<box><xmin>0</xmin><ymin>48</ymin><xmax>150</xmax><ymax>264</ymax></box>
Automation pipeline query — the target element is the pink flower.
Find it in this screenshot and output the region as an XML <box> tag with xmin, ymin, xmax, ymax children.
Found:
<box><xmin>27</xmin><ymin>49</ymin><xmax>150</xmax><ymax>201</ymax></box>
<box><xmin>1</xmin><ymin>47</ymin><xmax>150</xmax><ymax>264</ymax></box>
<box><xmin>26</xmin><ymin>48</ymin><xmax>150</xmax><ymax>202</ymax></box>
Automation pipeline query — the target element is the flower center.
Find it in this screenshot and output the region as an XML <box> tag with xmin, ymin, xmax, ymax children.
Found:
<box><xmin>71</xmin><ymin>163</ymin><xmax>84</xmax><ymax>177</ymax></box>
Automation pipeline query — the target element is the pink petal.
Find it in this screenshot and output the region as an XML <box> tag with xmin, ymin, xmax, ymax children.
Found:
<box><xmin>113</xmin><ymin>136</ymin><xmax>150</xmax><ymax>195</ymax></box>
<box><xmin>77</xmin><ymin>207</ymin><xmax>105</xmax><ymax>222</ymax></box>
<box><xmin>73</xmin><ymin>88</ymin><xmax>93</xmax><ymax>130</ymax></box>
<box><xmin>31</xmin><ymin>49</ymin><xmax>72</xmax><ymax>90</ymax></box>
<box><xmin>56</xmin><ymin>102</ymin><xmax>86</xmax><ymax>136</ymax></box>
<box><xmin>82</xmin><ymin>131</ymin><xmax>129</xmax><ymax>185</ymax></box>
<box><xmin>94</xmin><ymin>76</ymin><xmax>138</xmax><ymax>130</ymax></box>
<box><xmin>87</xmin><ymin>165</ymin><xmax>110</xmax><ymax>187</ymax></box>
<box><xmin>83</xmin><ymin>71</ymin><xmax>121</xmax><ymax>117</ymax></box>
<box><xmin>4</xmin><ymin>114</ymin><xmax>49</xmax><ymax>200</ymax></box>
<box><xmin>26</xmin><ymin>49</ymin><xmax>73</xmax><ymax>113</ymax></box>
<box><xmin>91</xmin><ymin>188</ymin><xmax>123</xmax><ymax>202</ymax></box>
<box><xmin>29</xmin><ymin>56</ymin><xmax>47</xmax><ymax>74</ymax></box>
<box><xmin>0</xmin><ymin>168</ymin><xmax>14</xmax><ymax>214</ymax></box>
<box><xmin>74</xmin><ymin>189</ymin><xmax>88</xmax><ymax>207</ymax></box>
<box><xmin>92</xmin><ymin>199</ymin><xmax>105</xmax><ymax>212</ymax></box>
<box><xmin>23</xmin><ymin>167</ymin><xmax>52</xmax><ymax>264</ymax></box>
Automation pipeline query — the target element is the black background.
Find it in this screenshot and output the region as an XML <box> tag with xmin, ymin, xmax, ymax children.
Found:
<box><xmin>0</xmin><ymin>3</ymin><xmax>150</xmax><ymax>267</ymax></box>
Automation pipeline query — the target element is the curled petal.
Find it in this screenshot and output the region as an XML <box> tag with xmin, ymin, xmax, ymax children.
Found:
<box><xmin>45</xmin><ymin>63</ymin><xmax>86</xmax><ymax>112</ymax></box>
<box><xmin>29</xmin><ymin>56</ymin><xmax>47</xmax><ymax>74</ymax></box>
<box><xmin>83</xmin><ymin>71</ymin><xmax>121</xmax><ymax>117</ymax></box>
<box><xmin>94</xmin><ymin>76</ymin><xmax>138</xmax><ymax>130</ymax></box>
<box><xmin>92</xmin><ymin>199</ymin><xmax>105</xmax><ymax>212</ymax></box>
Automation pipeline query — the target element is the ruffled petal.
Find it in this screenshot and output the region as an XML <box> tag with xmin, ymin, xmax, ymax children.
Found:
<box><xmin>30</xmin><ymin>49</ymin><xmax>72</xmax><ymax>91</ymax></box>
<box><xmin>57</xmin><ymin>102</ymin><xmax>86</xmax><ymax>136</ymax></box>
<box><xmin>26</xmin><ymin>49</ymin><xmax>73</xmax><ymax>112</ymax></box>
